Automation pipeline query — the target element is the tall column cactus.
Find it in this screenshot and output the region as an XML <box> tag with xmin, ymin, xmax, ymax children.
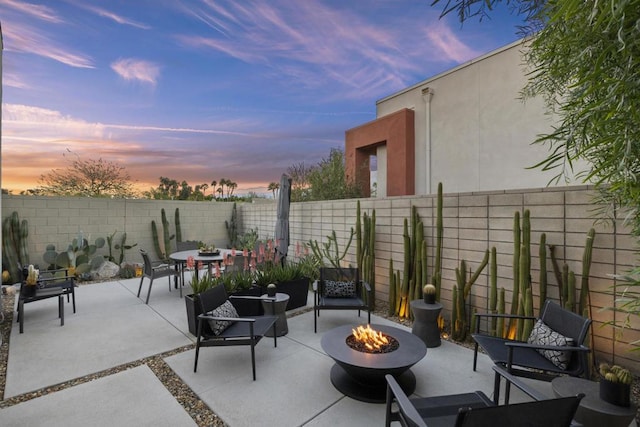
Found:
<box><xmin>175</xmin><ymin>208</ymin><xmax>182</xmax><ymax>243</ymax></box>
<box><xmin>508</xmin><ymin>211</ymin><xmax>521</xmax><ymax>336</ymax></box>
<box><xmin>2</xmin><ymin>211</ymin><xmax>30</xmax><ymax>283</ymax></box>
<box><xmin>151</xmin><ymin>208</ymin><xmax>175</xmax><ymax>262</ymax></box>
<box><xmin>539</xmin><ymin>233</ymin><xmax>548</xmax><ymax>309</ymax></box>
<box><xmin>489</xmin><ymin>246</ymin><xmax>498</xmax><ymax>336</ymax></box>
<box><xmin>508</xmin><ymin>209</ymin><xmax>536</xmax><ymax>341</ymax></box>
<box><xmin>549</xmin><ymin>228</ymin><xmax>595</xmax><ymax>315</ymax></box>
<box><xmin>433</xmin><ymin>182</ymin><xmax>444</xmax><ymax>300</ymax></box>
<box><xmin>356</xmin><ymin>200</ymin><xmax>376</xmax><ymax>308</ymax></box>
<box><xmin>579</xmin><ymin>228</ymin><xmax>595</xmax><ymax>317</ymax></box>
<box><xmin>451</xmin><ymin>250</ymin><xmax>490</xmax><ymax>341</ymax></box>
<box><xmin>388</xmin><ymin>258</ymin><xmax>396</xmax><ymax>316</ymax></box>
<box><xmin>388</xmin><ymin>185</ymin><xmax>443</xmax><ymax>319</ymax></box>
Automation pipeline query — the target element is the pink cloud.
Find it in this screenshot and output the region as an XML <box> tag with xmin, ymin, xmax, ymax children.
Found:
<box><xmin>424</xmin><ymin>22</ymin><xmax>481</xmax><ymax>63</ymax></box>
<box><xmin>111</xmin><ymin>58</ymin><xmax>161</xmax><ymax>86</ymax></box>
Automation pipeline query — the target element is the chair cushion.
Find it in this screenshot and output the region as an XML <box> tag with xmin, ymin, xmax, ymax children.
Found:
<box><xmin>324</xmin><ymin>280</ymin><xmax>356</xmax><ymax>298</ymax></box>
<box><xmin>208</xmin><ymin>300</ymin><xmax>239</xmax><ymax>335</ymax></box>
<box><xmin>527</xmin><ymin>319</ymin><xmax>574</xmax><ymax>369</ymax></box>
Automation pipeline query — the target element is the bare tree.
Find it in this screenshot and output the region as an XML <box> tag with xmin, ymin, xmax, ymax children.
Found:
<box><xmin>37</xmin><ymin>151</ymin><xmax>135</xmax><ymax>198</ymax></box>
<box><xmin>287</xmin><ymin>162</ymin><xmax>314</xmax><ymax>201</ymax></box>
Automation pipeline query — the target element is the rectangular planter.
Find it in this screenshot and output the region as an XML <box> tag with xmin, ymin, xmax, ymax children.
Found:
<box><xmin>275</xmin><ymin>277</ymin><xmax>309</xmax><ymax>311</ymax></box>
<box><xmin>229</xmin><ymin>286</ymin><xmax>263</xmax><ymax>316</ymax></box>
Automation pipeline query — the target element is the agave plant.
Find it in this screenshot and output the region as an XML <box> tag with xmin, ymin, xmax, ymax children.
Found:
<box><xmin>190</xmin><ymin>273</ymin><xmax>216</xmax><ymax>295</ymax></box>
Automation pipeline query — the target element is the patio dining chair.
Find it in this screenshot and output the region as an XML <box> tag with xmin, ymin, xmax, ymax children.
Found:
<box><xmin>176</xmin><ymin>240</ymin><xmax>200</xmax><ymax>288</ymax></box>
<box><xmin>194</xmin><ymin>284</ymin><xmax>278</xmax><ymax>380</ymax></box>
<box><xmin>137</xmin><ymin>249</ymin><xmax>180</xmax><ymax>304</ymax></box>
<box><xmin>472</xmin><ymin>299</ymin><xmax>592</xmax><ymax>403</ymax></box>
<box><xmin>313</xmin><ymin>267</ymin><xmax>371</xmax><ymax>333</ymax></box>
<box><xmin>385</xmin><ymin>372</ymin><xmax>583</xmax><ymax>427</ymax></box>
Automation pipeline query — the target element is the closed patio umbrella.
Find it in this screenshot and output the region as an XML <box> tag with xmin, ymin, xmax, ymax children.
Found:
<box><xmin>274</xmin><ymin>174</ymin><xmax>292</xmax><ymax>264</ymax></box>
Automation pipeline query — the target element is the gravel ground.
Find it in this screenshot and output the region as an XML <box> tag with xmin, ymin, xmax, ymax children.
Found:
<box><xmin>0</xmin><ymin>285</ymin><xmax>638</xmax><ymax>425</ymax></box>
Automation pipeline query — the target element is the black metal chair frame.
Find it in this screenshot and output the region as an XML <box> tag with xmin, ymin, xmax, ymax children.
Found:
<box><xmin>385</xmin><ymin>369</ymin><xmax>584</xmax><ymax>427</ymax></box>
<box><xmin>175</xmin><ymin>240</ymin><xmax>200</xmax><ymax>289</ymax></box>
<box><xmin>194</xmin><ymin>284</ymin><xmax>279</xmax><ymax>380</ymax></box>
<box><xmin>137</xmin><ymin>249</ymin><xmax>180</xmax><ymax>304</ymax></box>
<box><xmin>472</xmin><ymin>299</ymin><xmax>592</xmax><ymax>403</ymax></box>
<box><xmin>313</xmin><ymin>267</ymin><xmax>372</xmax><ymax>333</ymax></box>
<box><xmin>36</xmin><ymin>267</ymin><xmax>76</xmax><ymax>313</ymax></box>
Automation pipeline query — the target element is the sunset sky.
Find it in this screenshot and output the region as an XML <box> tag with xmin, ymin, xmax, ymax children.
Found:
<box><xmin>0</xmin><ymin>0</ymin><xmax>525</xmax><ymax>196</ymax></box>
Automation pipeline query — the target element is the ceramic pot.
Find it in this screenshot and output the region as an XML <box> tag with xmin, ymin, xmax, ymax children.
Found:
<box><xmin>423</xmin><ymin>293</ymin><xmax>436</xmax><ymax>304</ymax></box>
<box><xmin>599</xmin><ymin>379</ymin><xmax>630</xmax><ymax>407</ymax></box>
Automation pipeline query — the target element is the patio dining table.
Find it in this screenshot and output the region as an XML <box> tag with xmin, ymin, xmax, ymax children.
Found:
<box><xmin>169</xmin><ymin>249</ymin><xmax>228</xmax><ymax>286</ymax></box>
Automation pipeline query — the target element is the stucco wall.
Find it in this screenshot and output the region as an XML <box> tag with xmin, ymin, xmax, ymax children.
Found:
<box><xmin>376</xmin><ymin>40</ymin><xmax>584</xmax><ymax>196</ymax></box>
<box><xmin>2</xmin><ymin>187</ymin><xmax>639</xmax><ymax>371</ymax></box>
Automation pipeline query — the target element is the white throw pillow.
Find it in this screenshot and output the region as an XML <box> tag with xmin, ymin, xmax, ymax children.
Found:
<box><xmin>208</xmin><ymin>300</ymin><xmax>239</xmax><ymax>335</ymax></box>
<box><xmin>527</xmin><ymin>319</ymin><xmax>574</xmax><ymax>370</ymax></box>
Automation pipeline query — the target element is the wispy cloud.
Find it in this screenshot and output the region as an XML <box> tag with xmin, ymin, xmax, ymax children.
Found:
<box><xmin>3</xmin><ymin>72</ymin><xmax>30</xmax><ymax>89</ymax></box>
<box><xmin>0</xmin><ymin>19</ymin><xmax>94</xmax><ymax>68</ymax></box>
<box><xmin>0</xmin><ymin>0</ymin><xmax>62</xmax><ymax>23</ymax></box>
<box><xmin>1</xmin><ymin>103</ymin><xmax>342</xmax><ymax>192</ymax></box>
<box><xmin>74</xmin><ymin>3</ymin><xmax>151</xmax><ymax>29</ymax></box>
<box><xmin>111</xmin><ymin>58</ymin><xmax>161</xmax><ymax>86</ymax></box>
<box><xmin>424</xmin><ymin>22</ymin><xmax>481</xmax><ymax>63</ymax></box>
<box><xmin>175</xmin><ymin>0</ymin><xmax>478</xmax><ymax>101</ymax></box>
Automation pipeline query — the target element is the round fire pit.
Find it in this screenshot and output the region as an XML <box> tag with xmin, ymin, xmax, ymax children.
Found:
<box><xmin>321</xmin><ymin>324</ymin><xmax>427</xmax><ymax>403</ymax></box>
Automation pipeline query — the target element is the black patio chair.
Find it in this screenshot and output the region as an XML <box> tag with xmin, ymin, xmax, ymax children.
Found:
<box><xmin>472</xmin><ymin>299</ymin><xmax>592</xmax><ymax>403</ymax></box>
<box><xmin>313</xmin><ymin>267</ymin><xmax>371</xmax><ymax>333</ymax></box>
<box><xmin>385</xmin><ymin>372</ymin><xmax>583</xmax><ymax>427</ymax></box>
<box><xmin>194</xmin><ymin>284</ymin><xmax>278</xmax><ymax>380</ymax></box>
<box><xmin>136</xmin><ymin>249</ymin><xmax>180</xmax><ymax>304</ymax></box>
<box><xmin>31</xmin><ymin>267</ymin><xmax>76</xmax><ymax>313</ymax></box>
<box><xmin>176</xmin><ymin>240</ymin><xmax>199</xmax><ymax>288</ymax></box>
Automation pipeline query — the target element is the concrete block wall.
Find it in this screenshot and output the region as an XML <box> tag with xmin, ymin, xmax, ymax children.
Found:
<box><xmin>241</xmin><ymin>185</ymin><xmax>639</xmax><ymax>371</ymax></box>
<box><xmin>2</xmin><ymin>196</ymin><xmax>234</xmax><ymax>266</ymax></box>
<box><xmin>2</xmin><ymin>186</ymin><xmax>639</xmax><ymax>371</ymax></box>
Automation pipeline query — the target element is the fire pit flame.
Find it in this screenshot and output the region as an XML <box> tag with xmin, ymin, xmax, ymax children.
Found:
<box><xmin>352</xmin><ymin>325</ymin><xmax>389</xmax><ymax>351</ymax></box>
<box><xmin>345</xmin><ymin>324</ymin><xmax>399</xmax><ymax>354</ymax></box>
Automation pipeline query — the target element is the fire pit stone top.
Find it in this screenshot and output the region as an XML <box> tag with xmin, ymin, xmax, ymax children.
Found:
<box><xmin>321</xmin><ymin>324</ymin><xmax>427</xmax><ymax>370</ymax></box>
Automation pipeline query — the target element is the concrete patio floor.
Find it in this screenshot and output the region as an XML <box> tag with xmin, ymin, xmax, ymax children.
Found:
<box><xmin>0</xmin><ymin>278</ymin><xmax>554</xmax><ymax>426</ymax></box>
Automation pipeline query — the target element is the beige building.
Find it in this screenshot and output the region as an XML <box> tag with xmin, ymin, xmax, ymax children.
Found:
<box><xmin>346</xmin><ymin>39</ymin><xmax>583</xmax><ymax>197</ymax></box>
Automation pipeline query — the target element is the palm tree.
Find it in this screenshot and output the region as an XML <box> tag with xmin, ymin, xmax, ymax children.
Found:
<box><xmin>267</xmin><ymin>182</ymin><xmax>279</xmax><ymax>198</ymax></box>
<box><xmin>210</xmin><ymin>180</ymin><xmax>217</xmax><ymax>198</ymax></box>
<box><xmin>227</xmin><ymin>181</ymin><xmax>237</xmax><ymax>198</ymax></box>
<box><xmin>218</xmin><ymin>178</ymin><xmax>228</xmax><ymax>198</ymax></box>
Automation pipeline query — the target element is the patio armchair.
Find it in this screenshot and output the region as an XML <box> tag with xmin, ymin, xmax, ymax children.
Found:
<box><xmin>313</xmin><ymin>267</ymin><xmax>371</xmax><ymax>333</ymax></box>
<box><xmin>194</xmin><ymin>284</ymin><xmax>278</xmax><ymax>380</ymax></box>
<box><xmin>32</xmin><ymin>267</ymin><xmax>76</xmax><ymax>313</ymax></box>
<box><xmin>137</xmin><ymin>249</ymin><xmax>180</xmax><ymax>304</ymax></box>
<box><xmin>472</xmin><ymin>299</ymin><xmax>592</xmax><ymax>403</ymax></box>
<box><xmin>385</xmin><ymin>372</ymin><xmax>583</xmax><ymax>427</ymax></box>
